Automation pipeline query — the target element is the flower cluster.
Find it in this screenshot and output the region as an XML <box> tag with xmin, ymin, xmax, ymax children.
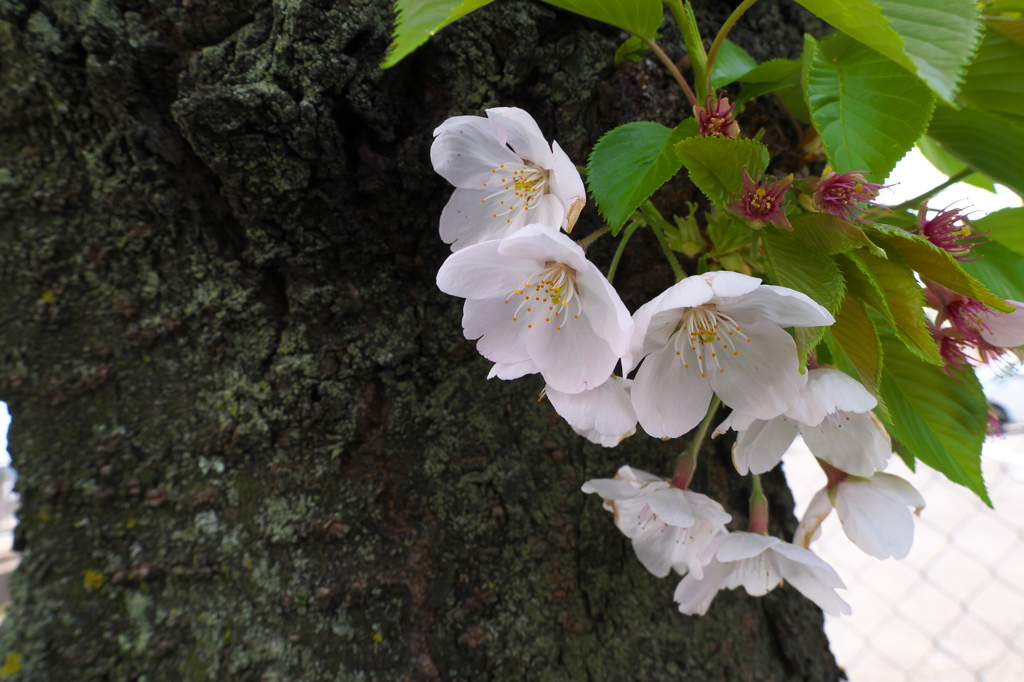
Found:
<box><xmin>810</xmin><ymin>169</ymin><xmax>888</xmax><ymax>223</ymax></box>
<box><xmin>925</xmin><ymin>280</ymin><xmax>1024</xmax><ymax>370</ymax></box>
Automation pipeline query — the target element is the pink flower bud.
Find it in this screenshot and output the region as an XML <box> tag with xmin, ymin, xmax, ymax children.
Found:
<box><xmin>694</xmin><ymin>94</ymin><xmax>740</xmax><ymax>139</ymax></box>
<box><xmin>729</xmin><ymin>167</ymin><xmax>792</xmax><ymax>230</ymax></box>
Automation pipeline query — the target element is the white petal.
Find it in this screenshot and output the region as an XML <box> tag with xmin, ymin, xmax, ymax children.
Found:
<box><xmin>581</xmin><ymin>477</ymin><xmax>646</xmax><ymax>500</ymax></box>
<box><xmin>725</xmin><ymin>552</ymin><xmax>782</xmax><ymax>596</ymax></box>
<box><xmin>865</xmin><ymin>472</ymin><xmax>926</xmax><ymax>510</ymax></box>
<box><xmin>487</xmin><ymin>359</ymin><xmax>538</xmax><ymax>380</ymax></box>
<box><xmin>793</xmin><ymin>488</ymin><xmax>833</xmax><ymax>550</ymax></box>
<box><xmin>632</xmin><ymin>339</ymin><xmax>714</xmax><ymax>439</ymax></box>
<box><xmin>978</xmin><ymin>302</ymin><xmax>1024</xmax><ymax>348</ymax></box>
<box><xmin>497</xmin><ymin>223</ymin><xmax>590</xmax><ymax>272</ymax></box>
<box><xmin>622</xmin><ymin>307</ymin><xmax>683</xmax><ymax>375</ymax></box>
<box><xmin>732</xmin><ymin>415</ymin><xmax>799</xmax><ymax>475</ymax></box>
<box><xmin>712</xmin><ymin>409</ymin><xmax>758</xmax><ymax>438</ymax></box>
<box><xmin>439</xmin><ymin>187</ymin><xmax>529</xmax><ymax>252</ymax></box>
<box><xmin>463</xmin><ymin>297</ymin><xmax>532</xmax><ymax>364</ymax></box>
<box><xmin>770</xmin><ymin>542</ymin><xmax>847</xmax><ymax>588</ymax></box>
<box><xmin>549</xmin><ymin>140</ymin><xmax>587</xmax><ymax>230</ymax></box>
<box><xmin>632</xmin><ymin>522</ymin><xmax>679</xmax><ymax>577</ymax></box>
<box><xmin>574</xmin><ymin>267</ymin><xmax>634</xmax><ymax>357</ymax></box>
<box><xmin>647</xmin><ymin>488</ymin><xmax>697</xmax><ymax>528</ymax></box>
<box><xmin>616</xmin><ymin>465</ymin><xmax>663</xmax><ymax>485</ymax></box>
<box><xmin>486</xmin><ymin>107</ymin><xmax>554</xmax><ymax>168</ymax></box>
<box><xmin>527</xmin><ymin>306</ymin><xmax>619</xmax><ymax>394</ymax></box>
<box><xmin>526</xmin><ymin>194</ymin><xmax>565</xmax><ymax>232</ymax></box>
<box><xmin>835</xmin><ymin>479</ymin><xmax>916</xmax><ymax>559</ymax></box>
<box><xmin>545</xmin><ymin>375</ymin><xmax>636</xmax><ymax>440</ymax></box>
<box><xmin>436</xmin><ymin>240</ymin><xmax>539</xmax><ymax>300</ymax></box>
<box><xmin>702</xmin><ymin>270</ymin><xmax>763</xmax><ymax>301</ymax></box>
<box><xmin>678</xmin><ymin>521</ymin><xmax>726</xmax><ymax>579</ymax></box>
<box><xmin>803</xmin><ymin>411</ymin><xmax>891</xmax><ymax>477</ymax></box>
<box><xmin>785</xmin><ymin>368</ymin><xmax>877</xmax><ymax>426</ymax></box>
<box><xmin>708</xmin><ymin>321</ymin><xmax>805</xmax><ymax>420</ymax></box>
<box><xmin>717</xmin><ymin>285</ymin><xmax>835</xmax><ymax>328</ymax></box>
<box><xmin>674</xmin><ymin>557</ymin><xmax>732</xmax><ymax>615</ymax></box>
<box><xmin>714</xmin><ymin>532</ymin><xmax>780</xmax><ymax>562</ymax></box>
<box><xmin>658</xmin><ymin>274</ymin><xmax>720</xmax><ymax>311</ymax></box>
<box><xmin>682</xmin><ymin>491</ymin><xmax>732</xmax><ymax>526</ymax></box>
<box><xmin>432</xmin><ymin>116</ymin><xmax>522</xmax><ymax>188</ymax></box>
<box><xmin>573</xmin><ymin>425</ymin><xmax>636</xmax><ymax>447</ymax></box>
<box><xmin>773</xmin><ymin>553</ymin><xmax>852</xmax><ymax>616</ymax></box>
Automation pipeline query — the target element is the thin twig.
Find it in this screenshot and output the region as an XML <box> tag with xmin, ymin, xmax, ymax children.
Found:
<box><xmin>577</xmin><ymin>225</ymin><xmax>610</xmax><ymax>249</ymax></box>
<box><xmin>891</xmin><ymin>168</ymin><xmax>973</xmax><ymax>211</ymax></box>
<box><xmin>639</xmin><ymin>36</ymin><xmax>698</xmax><ymax>107</ymax></box>
<box><xmin>705</xmin><ymin>0</ymin><xmax>760</xmax><ymax>94</ymax></box>
<box><xmin>607</xmin><ymin>220</ymin><xmax>642</xmax><ymax>284</ymax></box>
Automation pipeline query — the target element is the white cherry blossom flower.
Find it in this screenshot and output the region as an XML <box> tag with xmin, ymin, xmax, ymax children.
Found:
<box><xmin>431</xmin><ymin>107</ymin><xmax>587</xmax><ymax>251</ymax></box>
<box><xmin>794</xmin><ymin>471</ymin><xmax>926</xmax><ymax>560</ymax></box>
<box><xmin>674</xmin><ymin>532</ymin><xmax>851</xmax><ymax>616</ymax></box>
<box><xmin>545</xmin><ymin>375</ymin><xmax>637</xmax><ymax>447</ymax></box>
<box><xmin>714</xmin><ymin>367</ymin><xmax>890</xmax><ymax>477</ymax></box>
<box><xmin>436</xmin><ymin>223</ymin><xmax>632</xmax><ymax>394</ymax></box>
<box><xmin>623</xmin><ymin>271</ymin><xmax>833</xmax><ymax>439</ymax></box>
<box><xmin>582</xmin><ymin>465</ymin><xmax>731</xmax><ymax>578</ymax></box>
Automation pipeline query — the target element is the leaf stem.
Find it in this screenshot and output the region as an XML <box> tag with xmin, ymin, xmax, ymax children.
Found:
<box><xmin>749</xmin><ymin>228</ymin><xmax>759</xmax><ymax>260</ymax></box>
<box><xmin>892</xmin><ymin>168</ymin><xmax>973</xmax><ymax>211</ymax></box>
<box><xmin>639</xmin><ymin>36</ymin><xmax>698</xmax><ymax>107</ymax></box>
<box><xmin>640</xmin><ymin>202</ymin><xmax>686</xmax><ymax>281</ymax></box>
<box><xmin>607</xmin><ymin>219</ymin><xmax>642</xmax><ymax>284</ymax></box>
<box><xmin>705</xmin><ymin>0</ymin><xmax>759</xmax><ymax>94</ymax></box>
<box><xmin>577</xmin><ymin>225</ymin><xmax>610</xmax><ymax>249</ymax></box>
<box><xmin>664</xmin><ymin>0</ymin><xmax>708</xmax><ymax>103</ymax></box>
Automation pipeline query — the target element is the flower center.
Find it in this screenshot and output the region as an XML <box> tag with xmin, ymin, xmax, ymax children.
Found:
<box><xmin>672</xmin><ymin>305</ymin><xmax>750</xmax><ymax>378</ymax></box>
<box><xmin>481</xmin><ymin>161</ymin><xmax>549</xmax><ymax>224</ymax></box>
<box><xmin>503</xmin><ymin>262</ymin><xmax>580</xmax><ymax>331</ymax></box>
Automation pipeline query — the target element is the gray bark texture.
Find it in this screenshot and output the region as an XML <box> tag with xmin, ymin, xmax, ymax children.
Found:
<box><xmin>0</xmin><ymin>0</ymin><xmax>843</xmax><ymax>680</ymax></box>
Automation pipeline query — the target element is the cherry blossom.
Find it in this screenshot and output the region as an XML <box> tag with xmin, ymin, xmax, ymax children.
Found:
<box><xmin>694</xmin><ymin>94</ymin><xmax>739</xmax><ymax>138</ymax></box>
<box><xmin>545</xmin><ymin>375</ymin><xmax>636</xmax><ymax>447</ymax></box>
<box><xmin>436</xmin><ymin>223</ymin><xmax>632</xmax><ymax>394</ymax></box>
<box><xmin>925</xmin><ymin>281</ymin><xmax>1024</xmax><ymax>368</ymax></box>
<box><xmin>623</xmin><ymin>271</ymin><xmax>833</xmax><ymax>439</ymax></box>
<box><xmin>431</xmin><ymin>108</ymin><xmax>586</xmax><ymax>251</ymax></box>
<box><xmin>714</xmin><ymin>367</ymin><xmax>889</xmax><ymax>477</ymax></box>
<box><xmin>794</xmin><ymin>468</ymin><xmax>925</xmax><ymax>560</ymax></box>
<box><xmin>809</xmin><ymin>169</ymin><xmax>887</xmax><ymax>223</ymax></box>
<box><xmin>916</xmin><ymin>202</ymin><xmax>987</xmax><ymax>262</ymax></box>
<box><xmin>582</xmin><ymin>465</ymin><xmax>731</xmax><ymax>578</ymax></box>
<box><xmin>730</xmin><ymin>167</ymin><xmax>793</xmax><ymax>230</ymax></box>
<box><xmin>673</xmin><ymin>532</ymin><xmax>852</xmax><ymax>616</ymax></box>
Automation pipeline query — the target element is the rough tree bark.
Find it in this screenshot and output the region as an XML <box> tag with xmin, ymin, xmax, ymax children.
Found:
<box><xmin>0</xmin><ymin>0</ymin><xmax>842</xmax><ymax>679</ymax></box>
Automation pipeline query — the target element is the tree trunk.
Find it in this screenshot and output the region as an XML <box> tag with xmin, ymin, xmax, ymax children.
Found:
<box><xmin>0</xmin><ymin>0</ymin><xmax>842</xmax><ymax>679</ymax></box>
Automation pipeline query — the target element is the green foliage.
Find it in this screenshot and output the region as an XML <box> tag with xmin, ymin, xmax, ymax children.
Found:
<box><xmin>825</xmin><ymin>295</ymin><xmax>884</xmax><ymax>406</ymax></box>
<box><xmin>706</xmin><ymin>210</ymin><xmax>750</xmax><ymax>255</ymax></box>
<box><xmin>959</xmin><ymin>29</ymin><xmax>1024</xmax><ymax>131</ymax></box>
<box><xmin>876</xmin><ymin>320</ymin><xmax>991</xmax><ymax>506</ymax></box>
<box><xmin>383</xmin><ymin>0</ymin><xmax>495</xmax><ymax>68</ymax></box>
<box><xmin>916</xmin><ymin>136</ymin><xmax>996</xmax><ymax>193</ymax></box>
<box><xmin>926</xmin><ymin>103</ymin><xmax>1024</xmax><ymax>197</ymax></box>
<box><xmin>794</xmin><ymin>0</ymin><xmax>982</xmax><ymax>104</ymax></box>
<box><xmin>710</xmin><ymin>40</ymin><xmax>757</xmax><ymax>89</ymax></box>
<box><xmin>587</xmin><ymin>120</ymin><xmax>698</xmax><ymax>234</ymax></box>
<box><xmin>788</xmin><ymin>213</ymin><xmax>886</xmax><ymax>258</ymax></box>
<box><xmin>542</xmin><ymin>0</ymin><xmax>664</xmax><ymax>39</ymax></box>
<box><xmin>762</xmin><ymin>228</ymin><xmax>845</xmax><ymax>368</ymax></box>
<box><xmin>676</xmin><ymin>1</ymin><xmax>709</xmax><ymax>102</ymax></box>
<box><xmin>959</xmin><ymin>239</ymin><xmax>1024</xmax><ymax>302</ymax></box>
<box><xmin>973</xmin><ymin>207</ymin><xmax>1024</xmax><ymax>257</ymax></box>
<box><xmin>733</xmin><ymin>59</ymin><xmax>809</xmax><ymax>121</ymax></box>
<box><xmin>674</xmin><ymin>136</ymin><xmax>770</xmax><ymax>207</ymax></box>
<box><xmin>840</xmin><ymin>250</ymin><xmax>943</xmax><ymax>365</ymax></box>
<box><xmin>865</xmin><ymin>224</ymin><xmax>1013</xmax><ymax>312</ymax></box>
<box><xmin>805</xmin><ymin>33</ymin><xmax>935</xmax><ymax>182</ymax></box>
<box><xmin>614</xmin><ymin>36</ymin><xmax>647</xmax><ymax>66</ymax></box>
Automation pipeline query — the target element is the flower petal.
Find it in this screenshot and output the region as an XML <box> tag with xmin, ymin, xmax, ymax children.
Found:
<box><xmin>785</xmin><ymin>368</ymin><xmax>877</xmax><ymax>426</ymax></box>
<box><xmin>497</xmin><ymin>223</ymin><xmax>590</xmax><ymax>272</ymax></box>
<box><xmin>717</xmin><ymin>285</ymin><xmax>835</xmax><ymax>328</ymax></box>
<box><xmin>978</xmin><ymin>302</ymin><xmax>1024</xmax><ymax>348</ymax></box>
<box><xmin>632</xmin><ymin>338</ymin><xmax>714</xmax><ymax>439</ymax></box>
<box><xmin>674</xmin><ymin>557</ymin><xmax>732</xmax><ymax>615</ymax></box>
<box><xmin>463</xmin><ymin>297</ymin><xmax>532</xmax><ymax>364</ymax></box>
<box><xmin>436</xmin><ymin>240</ymin><xmax>539</xmax><ymax>300</ymax></box>
<box><xmin>439</xmin><ymin>187</ymin><xmax>528</xmax><ymax>252</ymax></box>
<box><xmin>581</xmin><ymin>477</ymin><xmax>647</xmax><ymax>501</ymax></box>
<box><xmin>622</xmin><ymin>306</ymin><xmax>682</xmax><ymax>375</ymax></box>
<box><xmin>708</xmin><ymin>321</ymin><xmax>805</xmax><ymax>420</ymax></box>
<box><xmin>487</xmin><ymin>359</ymin><xmax>538</xmax><ymax>380</ymax></box>
<box><xmin>714</xmin><ymin>532</ymin><xmax>780</xmax><ymax>562</ymax></box>
<box><xmin>528</xmin><ymin>306</ymin><xmax>619</xmax><ymax>394</ymax></box>
<box><xmin>632</xmin><ymin>522</ymin><xmax>678</xmax><ymax>577</ymax></box>
<box><xmin>549</xmin><ymin>140</ymin><xmax>587</xmax><ymax>230</ymax></box>
<box><xmin>647</xmin><ymin>488</ymin><xmax>697</xmax><ymax>528</ymax></box>
<box><xmin>865</xmin><ymin>472</ymin><xmax>926</xmax><ymax>510</ymax></box>
<box><xmin>486</xmin><ymin>108</ymin><xmax>554</xmax><ymax>168</ymax></box>
<box><xmin>732</xmin><ymin>415</ymin><xmax>799</xmax><ymax>475</ymax></box>
<box><xmin>432</xmin><ymin>116</ymin><xmax>522</xmax><ymax>188</ymax></box>
<box><xmin>525</xmin><ymin>194</ymin><xmax>565</xmax><ymax>232</ymax></box>
<box><xmin>702</xmin><ymin>270</ymin><xmax>763</xmax><ymax>301</ymax></box>
<box><xmin>802</xmin><ymin>411</ymin><xmax>891</xmax><ymax>477</ymax></box>
<box><xmin>793</xmin><ymin>488</ymin><xmax>833</xmax><ymax>550</ymax></box>
<box><xmin>682</xmin><ymin>491</ymin><xmax>732</xmax><ymax>526</ymax></box>
<box><xmin>773</xmin><ymin>553</ymin><xmax>852</xmax><ymax>616</ymax></box>
<box><xmin>574</xmin><ymin>266</ymin><xmax>634</xmax><ymax>357</ymax></box>
<box><xmin>545</xmin><ymin>376</ymin><xmax>636</xmax><ymax>442</ymax></box>
<box><xmin>835</xmin><ymin>479</ymin><xmax>916</xmax><ymax>559</ymax></box>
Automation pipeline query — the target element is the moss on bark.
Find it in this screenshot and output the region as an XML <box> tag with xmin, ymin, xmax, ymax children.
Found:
<box><xmin>0</xmin><ymin>0</ymin><xmax>840</xmax><ymax>679</ymax></box>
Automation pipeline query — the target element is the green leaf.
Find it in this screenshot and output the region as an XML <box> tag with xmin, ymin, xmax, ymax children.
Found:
<box><xmin>806</xmin><ymin>32</ymin><xmax>936</xmax><ymax>183</ymax></box>
<box><xmin>732</xmin><ymin>59</ymin><xmax>807</xmax><ymax>120</ymax></box>
<box><xmin>959</xmin><ymin>29</ymin><xmax>1024</xmax><ymax>131</ymax></box>
<box><xmin>710</xmin><ymin>39</ymin><xmax>758</xmax><ymax>89</ymax></box>
<box><xmin>864</xmin><ymin>223</ymin><xmax>1014</xmax><ymax>312</ymax></box>
<box><xmin>541</xmin><ymin>0</ymin><xmax>664</xmax><ymax>39</ymax></box>
<box><xmin>793</xmin><ymin>0</ymin><xmax>982</xmax><ymax>104</ymax></box>
<box><xmin>825</xmin><ymin>295</ymin><xmax>884</xmax><ymax>406</ymax></box>
<box><xmin>674</xmin><ymin>136</ymin><xmax>770</xmax><ymax>207</ymax></box>
<box><xmin>706</xmin><ymin>211</ymin><xmax>750</xmax><ymax>255</ymax></box>
<box><xmin>926</xmin><ymin>103</ymin><xmax>1024</xmax><ymax>198</ymax></box>
<box><xmin>973</xmin><ymin>207</ymin><xmax>1024</xmax><ymax>257</ymax></box>
<box><xmin>615</xmin><ymin>36</ymin><xmax>647</xmax><ymax>66</ymax></box>
<box><xmin>383</xmin><ymin>0</ymin><xmax>495</xmax><ymax>69</ymax></box>
<box><xmin>840</xmin><ymin>249</ymin><xmax>943</xmax><ymax>364</ymax></box>
<box><xmin>677</xmin><ymin>1</ymin><xmax>709</xmax><ymax>102</ymax></box>
<box><xmin>588</xmin><ymin>120</ymin><xmax>698</xmax><ymax>234</ymax></box>
<box><xmin>738</xmin><ymin>58</ymin><xmax>801</xmax><ymax>84</ymax></box>
<box><xmin>959</xmin><ymin>239</ymin><xmax>1024</xmax><ymax>302</ymax></box>
<box><xmin>875</xmin><ymin>318</ymin><xmax>991</xmax><ymax>505</ymax></box>
<box><xmin>916</xmin><ymin>136</ymin><xmax>996</xmax><ymax>193</ymax></box>
<box><xmin>788</xmin><ymin>212</ymin><xmax>887</xmax><ymax>258</ymax></box>
<box><xmin>762</xmin><ymin>228</ymin><xmax>845</xmax><ymax>367</ymax></box>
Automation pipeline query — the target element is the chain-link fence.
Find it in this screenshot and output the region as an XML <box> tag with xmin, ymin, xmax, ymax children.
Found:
<box><xmin>784</xmin><ymin>432</ymin><xmax>1024</xmax><ymax>681</ymax></box>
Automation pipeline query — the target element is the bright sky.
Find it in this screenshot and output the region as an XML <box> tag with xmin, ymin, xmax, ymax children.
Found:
<box><xmin>880</xmin><ymin>147</ymin><xmax>1022</xmax><ymax>217</ymax></box>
